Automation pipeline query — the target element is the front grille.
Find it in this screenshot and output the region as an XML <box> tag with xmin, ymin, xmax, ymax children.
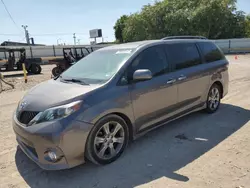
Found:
<box><xmin>18</xmin><ymin>111</ymin><xmax>39</xmax><ymax>125</ymax></box>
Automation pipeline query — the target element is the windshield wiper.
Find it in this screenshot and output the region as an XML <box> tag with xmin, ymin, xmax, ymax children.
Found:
<box><xmin>53</xmin><ymin>74</ymin><xmax>61</xmax><ymax>80</ymax></box>
<box><xmin>61</xmin><ymin>78</ymin><xmax>89</xmax><ymax>85</ymax></box>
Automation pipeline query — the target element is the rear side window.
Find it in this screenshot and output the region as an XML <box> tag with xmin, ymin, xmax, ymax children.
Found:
<box><xmin>166</xmin><ymin>43</ymin><xmax>202</xmax><ymax>70</ymax></box>
<box><xmin>198</xmin><ymin>42</ymin><xmax>225</xmax><ymax>63</ymax></box>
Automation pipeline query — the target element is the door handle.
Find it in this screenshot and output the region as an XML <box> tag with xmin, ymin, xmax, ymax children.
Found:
<box><xmin>167</xmin><ymin>79</ymin><xmax>176</xmax><ymax>84</ymax></box>
<box><xmin>178</xmin><ymin>75</ymin><xmax>187</xmax><ymax>81</ymax></box>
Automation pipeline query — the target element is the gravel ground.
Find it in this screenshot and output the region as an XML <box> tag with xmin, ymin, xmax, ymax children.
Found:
<box><xmin>0</xmin><ymin>55</ymin><xmax>250</xmax><ymax>188</ymax></box>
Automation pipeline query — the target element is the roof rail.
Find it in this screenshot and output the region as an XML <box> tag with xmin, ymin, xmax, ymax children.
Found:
<box><xmin>161</xmin><ymin>36</ymin><xmax>208</xmax><ymax>40</ymax></box>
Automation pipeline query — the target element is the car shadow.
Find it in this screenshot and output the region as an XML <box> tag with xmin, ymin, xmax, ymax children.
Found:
<box><xmin>15</xmin><ymin>103</ymin><xmax>250</xmax><ymax>188</ymax></box>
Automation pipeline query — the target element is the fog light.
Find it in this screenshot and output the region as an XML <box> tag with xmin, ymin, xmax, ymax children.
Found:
<box><xmin>48</xmin><ymin>151</ymin><xmax>57</xmax><ymax>161</ymax></box>
<box><xmin>44</xmin><ymin>150</ymin><xmax>58</xmax><ymax>163</ymax></box>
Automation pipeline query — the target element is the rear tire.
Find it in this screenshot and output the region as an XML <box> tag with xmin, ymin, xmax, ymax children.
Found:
<box><xmin>85</xmin><ymin>115</ymin><xmax>129</xmax><ymax>165</ymax></box>
<box><xmin>31</xmin><ymin>64</ymin><xmax>41</xmax><ymax>74</ymax></box>
<box><xmin>205</xmin><ymin>84</ymin><xmax>222</xmax><ymax>113</ymax></box>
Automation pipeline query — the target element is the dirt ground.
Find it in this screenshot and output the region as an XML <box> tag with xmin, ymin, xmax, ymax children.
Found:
<box><xmin>0</xmin><ymin>55</ymin><xmax>249</xmax><ymax>188</ymax></box>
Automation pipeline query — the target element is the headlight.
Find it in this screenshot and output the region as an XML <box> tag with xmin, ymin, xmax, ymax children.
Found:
<box><xmin>29</xmin><ymin>101</ymin><xmax>82</xmax><ymax>125</ymax></box>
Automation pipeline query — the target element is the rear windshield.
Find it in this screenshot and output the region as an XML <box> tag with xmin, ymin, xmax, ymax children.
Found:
<box><xmin>198</xmin><ymin>42</ymin><xmax>225</xmax><ymax>63</ymax></box>
<box><xmin>61</xmin><ymin>49</ymin><xmax>134</xmax><ymax>84</ymax></box>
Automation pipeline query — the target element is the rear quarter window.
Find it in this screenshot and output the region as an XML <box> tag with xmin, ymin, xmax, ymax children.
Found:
<box><xmin>198</xmin><ymin>42</ymin><xmax>225</xmax><ymax>63</ymax></box>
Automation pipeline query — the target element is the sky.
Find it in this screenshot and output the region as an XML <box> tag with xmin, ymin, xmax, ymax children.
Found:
<box><xmin>0</xmin><ymin>0</ymin><xmax>250</xmax><ymax>45</ymax></box>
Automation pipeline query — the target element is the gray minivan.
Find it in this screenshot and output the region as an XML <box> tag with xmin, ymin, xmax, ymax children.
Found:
<box><xmin>13</xmin><ymin>39</ymin><xmax>229</xmax><ymax>170</ymax></box>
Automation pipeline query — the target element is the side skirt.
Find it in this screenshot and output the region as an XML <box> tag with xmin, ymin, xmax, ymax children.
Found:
<box><xmin>134</xmin><ymin>102</ymin><xmax>206</xmax><ymax>139</ymax></box>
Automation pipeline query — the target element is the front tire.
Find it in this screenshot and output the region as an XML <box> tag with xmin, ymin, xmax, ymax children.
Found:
<box><xmin>205</xmin><ymin>84</ymin><xmax>221</xmax><ymax>113</ymax></box>
<box><xmin>85</xmin><ymin>115</ymin><xmax>129</xmax><ymax>165</ymax></box>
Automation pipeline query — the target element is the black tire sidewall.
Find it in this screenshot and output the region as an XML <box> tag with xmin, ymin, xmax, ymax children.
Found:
<box><xmin>206</xmin><ymin>84</ymin><xmax>221</xmax><ymax>113</ymax></box>
<box><xmin>52</xmin><ymin>67</ymin><xmax>62</xmax><ymax>77</ymax></box>
<box><xmin>86</xmin><ymin>115</ymin><xmax>129</xmax><ymax>165</ymax></box>
<box><xmin>31</xmin><ymin>64</ymin><xmax>41</xmax><ymax>74</ymax></box>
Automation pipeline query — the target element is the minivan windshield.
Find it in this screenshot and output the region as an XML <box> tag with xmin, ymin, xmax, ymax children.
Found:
<box><xmin>60</xmin><ymin>49</ymin><xmax>134</xmax><ymax>85</ymax></box>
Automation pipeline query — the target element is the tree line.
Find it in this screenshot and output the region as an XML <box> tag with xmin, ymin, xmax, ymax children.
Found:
<box><xmin>114</xmin><ymin>0</ymin><xmax>250</xmax><ymax>43</ymax></box>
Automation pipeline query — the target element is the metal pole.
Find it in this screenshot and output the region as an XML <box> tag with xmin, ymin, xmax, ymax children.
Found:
<box><xmin>26</xmin><ymin>31</ymin><xmax>30</xmax><ymax>44</ymax></box>
<box><xmin>22</xmin><ymin>63</ymin><xmax>27</xmax><ymax>83</ymax></box>
<box><xmin>22</xmin><ymin>25</ymin><xmax>30</xmax><ymax>45</ymax></box>
<box><xmin>228</xmin><ymin>40</ymin><xmax>231</xmax><ymax>54</ymax></box>
<box><xmin>57</xmin><ymin>38</ymin><xmax>61</xmax><ymax>45</ymax></box>
<box><xmin>30</xmin><ymin>46</ymin><xmax>33</xmax><ymax>58</ymax></box>
<box><xmin>53</xmin><ymin>45</ymin><xmax>56</xmax><ymax>57</ymax></box>
<box><xmin>73</xmin><ymin>33</ymin><xmax>76</xmax><ymax>45</ymax></box>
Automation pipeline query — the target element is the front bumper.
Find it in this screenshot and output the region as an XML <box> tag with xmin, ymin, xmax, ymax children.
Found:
<box><xmin>13</xmin><ymin>115</ymin><xmax>93</xmax><ymax>170</ymax></box>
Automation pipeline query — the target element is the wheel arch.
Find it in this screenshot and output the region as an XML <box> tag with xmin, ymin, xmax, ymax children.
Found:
<box><xmin>91</xmin><ymin>112</ymin><xmax>134</xmax><ymax>141</ymax></box>
<box><xmin>112</xmin><ymin>112</ymin><xmax>134</xmax><ymax>141</ymax></box>
<box><xmin>213</xmin><ymin>81</ymin><xmax>224</xmax><ymax>98</ymax></box>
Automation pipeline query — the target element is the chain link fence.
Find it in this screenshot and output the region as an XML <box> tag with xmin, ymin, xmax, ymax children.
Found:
<box><xmin>1</xmin><ymin>39</ymin><xmax>250</xmax><ymax>62</ymax></box>
<box><xmin>213</xmin><ymin>38</ymin><xmax>250</xmax><ymax>54</ymax></box>
<box><xmin>23</xmin><ymin>45</ymin><xmax>107</xmax><ymax>59</ymax></box>
<box><xmin>0</xmin><ymin>44</ymin><xmax>109</xmax><ymax>62</ymax></box>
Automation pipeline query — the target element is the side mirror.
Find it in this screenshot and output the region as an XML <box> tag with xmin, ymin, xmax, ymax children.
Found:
<box><xmin>133</xmin><ymin>69</ymin><xmax>152</xmax><ymax>81</ymax></box>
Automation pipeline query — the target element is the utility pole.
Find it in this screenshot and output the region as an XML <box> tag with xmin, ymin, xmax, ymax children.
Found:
<box><xmin>57</xmin><ymin>38</ymin><xmax>62</xmax><ymax>45</ymax></box>
<box><xmin>22</xmin><ymin>25</ymin><xmax>30</xmax><ymax>44</ymax></box>
<box><xmin>77</xmin><ymin>39</ymin><xmax>81</xmax><ymax>45</ymax></box>
<box><xmin>73</xmin><ymin>33</ymin><xmax>76</xmax><ymax>45</ymax></box>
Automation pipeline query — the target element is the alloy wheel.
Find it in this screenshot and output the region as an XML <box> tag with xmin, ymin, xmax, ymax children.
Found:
<box><xmin>94</xmin><ymin>121</ymin><xmax>125</xmax><ymax>160</ymax></box>
<box><xmin>208</xmin><ymin>87</ymin><xmax>220</xmax><ymax>110</ymax></box>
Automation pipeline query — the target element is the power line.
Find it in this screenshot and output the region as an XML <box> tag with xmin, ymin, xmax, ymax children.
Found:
<box><xmin>1</xmin><ymin>0</ymin><xmax>22</xmax><ymax>33</ymax></box>
<box><xmin>0</xmin><ymin>33</ymin><xmax>21</xmax><ymax>36</ymax></box>
<box><xmin>32</xmin><ymin>33</ymin><xmax>89</xmax><ymax>36</ymax></box>
<box><xmin>0</xmin><ymin>32</ymin><xmax>89</xmax><ymax>36</ymax></box>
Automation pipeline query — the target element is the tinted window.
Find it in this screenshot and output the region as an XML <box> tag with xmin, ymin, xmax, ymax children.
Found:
<box><xmin>198</xmin><ymin>42</ymin><xmax>225</xmax><ymax>63</ymax></box>
<box><xmin>129</xmin><ymin>46</ymin><xmax>168</xmax><ymax>78</ymax></box>
<box><xmin>166</xmin><ymin>43</ymin><xmax>202</xmax><ymax>70</ymax></box>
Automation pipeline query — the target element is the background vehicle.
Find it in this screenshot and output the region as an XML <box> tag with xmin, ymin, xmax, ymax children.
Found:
<box><xmin>13</xmin><ymin>39</ymin><xmax>228</xmax><ymax>170</ymax></box>
<box><xmin>0</xmin><ymin>48</ymin><xmax>42</xmax><ymax>74</ymax></box>
<box><xmin>50</xmin><ymin>47</ymin><xmax>93</xmax><ymax>77</ymax></box>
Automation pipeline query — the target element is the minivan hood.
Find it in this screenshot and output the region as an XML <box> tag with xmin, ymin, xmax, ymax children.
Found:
<box><xmin>21</xmin><ymin>79</ymin><xmax>99</xmax><ymax>111</ymax></box>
